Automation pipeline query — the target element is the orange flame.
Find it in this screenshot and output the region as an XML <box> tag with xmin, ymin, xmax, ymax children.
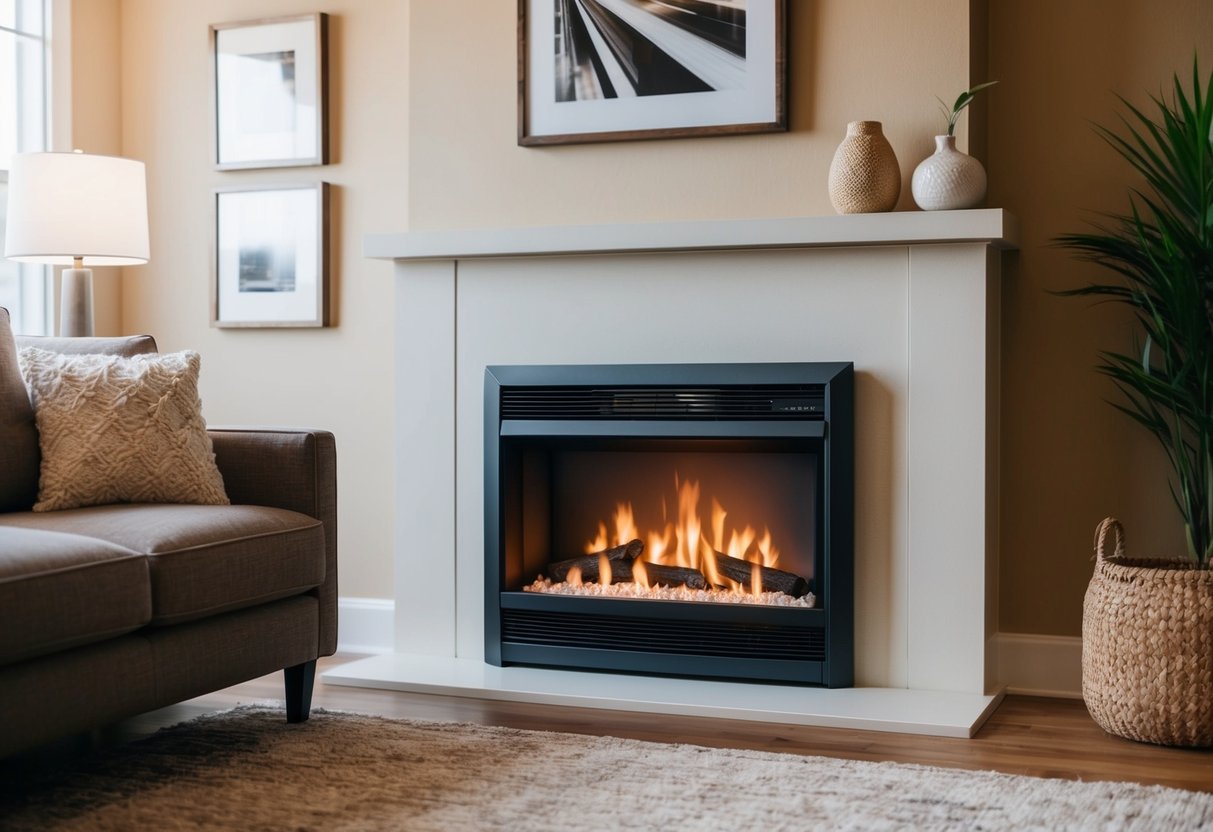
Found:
<box><xmin>587</xmin><ymin>503</ymin><xmax>639</xmax><ymax>552</ymax></box>
<box><xmin>583</xmin><ymin>474</ymin><xmax>781</xmax><ymax>592</ymax></box>
<box><xmin>567</xmin><ymin>565</ymin><xmax>583</xmax><ymax>587</ymax></box>
<box><xmin>632</xmin><ymin>558</ymin><xmax>650</xmax><ymax>590</ymax></box>
<box><xmin>587</xmin><ymin>523</ymin><xmax>609</xmax><ymax>554</ymax></box>
<box><xmin>755</xmin><ymin>529</ymin><xmax>779</xmax><ymax>568</ymax></box>
<box><xmin>598</xmin><ymin>554</ymin><xmax>612</xmax><ymax>587</ymax></box>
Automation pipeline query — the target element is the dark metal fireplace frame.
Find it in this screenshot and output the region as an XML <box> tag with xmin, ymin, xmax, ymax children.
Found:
<box><xmin>484</xmin><ymin>362</ymin><xmax>853</xmax><ymax>687</ymax></box>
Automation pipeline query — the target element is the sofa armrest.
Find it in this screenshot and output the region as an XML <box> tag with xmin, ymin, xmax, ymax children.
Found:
<box><xmin>15</xmin><ymin>334</ymin><xmax>158</xmax><ymax>356</ymax></box>
<box><xmin>208</xmin><ymin>427</ymin><xmax>338</xmax><ymax>656</ymax></box>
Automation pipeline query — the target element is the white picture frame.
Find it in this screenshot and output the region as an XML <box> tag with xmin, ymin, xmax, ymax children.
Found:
<box><xmin>210</xmin><ymin>13</ymin><xmax>329</xmax><ymax>169</ymax></box>
<box><xmin>212</xmin><ymin>184</ymin><xmax>330</xmax><ymax>328</ymax></box>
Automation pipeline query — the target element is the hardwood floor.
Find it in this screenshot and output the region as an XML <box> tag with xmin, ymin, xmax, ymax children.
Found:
<box><xmin>20</xmin><ymin>653</ymin><xmax>1206</xmax><ymax>794</ymax></box>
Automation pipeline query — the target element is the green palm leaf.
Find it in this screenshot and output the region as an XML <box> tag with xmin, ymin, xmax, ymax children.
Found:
<box><xmin>1057</xmin><ymin>57</ymin><xmax>1213</xmax><ymax>565</ymax></box>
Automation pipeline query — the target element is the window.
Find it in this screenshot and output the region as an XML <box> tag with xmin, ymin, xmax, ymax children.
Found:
<box><xmin>0</xmin><ymin>0</ymin><xmax>51</xmax><ymax>335</ymax></box>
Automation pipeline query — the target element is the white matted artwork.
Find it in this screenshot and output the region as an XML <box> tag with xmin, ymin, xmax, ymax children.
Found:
<box><xmin>212</xmin><ymin>184</ymin><xmax>329</xmax><ymax>328</ymax></box>
<box><xmin>519</xmin><ymin>0</ymin><xmax>785</xmax><ymax>145</ymax></box>
<box><xmin>211</xmin><ymin>13</ymin><xmax>328</xmax><ymax>169</ymax></box>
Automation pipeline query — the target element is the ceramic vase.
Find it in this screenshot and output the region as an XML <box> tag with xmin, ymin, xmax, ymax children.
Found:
<box><xmin>911</xmin><ymin>135</ymin><xmax>987</xmax><ymax>210</ymax></box>
<box><xmin>827</xmin><ymin>121</ymin><xmax>901</xmax><ymax>214</ymax></box>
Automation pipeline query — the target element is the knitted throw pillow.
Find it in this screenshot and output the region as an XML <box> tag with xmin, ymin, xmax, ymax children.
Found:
<box><xmin>18</xmin><ymin>348</ymin><xmax>229</xmax><ymax>512</ymax></box>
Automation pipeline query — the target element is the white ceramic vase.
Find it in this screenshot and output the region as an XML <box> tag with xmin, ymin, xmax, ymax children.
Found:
<box><xmin>911</xmin><ymin>135</ymin><xmax>987</xmax><ymax>210</ymax></box>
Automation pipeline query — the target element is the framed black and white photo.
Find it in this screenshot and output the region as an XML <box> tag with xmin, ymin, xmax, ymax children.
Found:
<box><xmin>518</xmin><ymin>0</ymin><xmax>785</xmax><ymax>146</ymax></box>
<box><xmin>210</xmin><ymin>13</ymin><xmax>328</xmax><ymax>169</ymax></box>
<box><xmin>212</xmin><ymin>184</ymin><xmax>329</xmax><ymax>328</ymax></box>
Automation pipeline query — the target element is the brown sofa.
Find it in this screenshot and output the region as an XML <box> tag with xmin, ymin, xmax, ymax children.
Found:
<box><xmin>0</xmin><ymin>308</ymin><xmax>336</xmax><ymax>756</ymax></box>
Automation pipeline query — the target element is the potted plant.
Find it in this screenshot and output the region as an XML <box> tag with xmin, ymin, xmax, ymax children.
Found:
<box><xmin>1058</xmin><ymin>60</ymin><xmax>1213</xmax><ymax>747</ymax></box>
<box><xmin>910</xmin><ymin>81</ymin><xmax>997</xmax><ymax>211</ymax></box>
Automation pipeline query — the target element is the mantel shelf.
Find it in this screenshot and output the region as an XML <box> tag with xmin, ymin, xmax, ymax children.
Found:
<box><xmin>365</xmin><ymin>209</ymin><xmax>1019</xmax><ymax>262</ymax></box>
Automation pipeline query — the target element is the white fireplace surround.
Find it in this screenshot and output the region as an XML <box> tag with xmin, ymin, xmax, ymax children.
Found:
<box><xmin>327</xmin><ymin>209</ymin><xmax>1019</xmax><ymax>737</ymax></box>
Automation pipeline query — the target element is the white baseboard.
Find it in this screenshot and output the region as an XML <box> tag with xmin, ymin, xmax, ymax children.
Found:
<box><xmin>995</xmin><ymin>632</ymin><xmax>1082</xmax><ymax>699</ymax></box>
<box><xmin>337</xmin><ymin>597</ymin><xmax>395</xmax><ymax>655</ymax></box>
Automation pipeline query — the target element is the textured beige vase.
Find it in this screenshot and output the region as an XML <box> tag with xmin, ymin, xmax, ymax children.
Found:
<box><xmin>828</xmin><ymin>121</ymin><xmax>901</xmax><ymax>214</ymax></box>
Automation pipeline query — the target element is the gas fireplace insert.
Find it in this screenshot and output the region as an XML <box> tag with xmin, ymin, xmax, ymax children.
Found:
<box><xmin>484</xmin><ymin>362</ymin><xmax>853</xmax><ymax>686</ymax></box>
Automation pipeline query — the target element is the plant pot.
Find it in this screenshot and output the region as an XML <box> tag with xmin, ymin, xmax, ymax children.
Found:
<box><xmin>1082</xmin><ymin>518</ymin><xmax>1213</xmax><ymax>747</ymax></box>
<box><xmin>910</xmin><ymin>135</ymin><xmax>987</xmax><ymax>210</ymax></box>
<box><xmin>827</xmin><ymin>121</ymin><xmax>901</xmax><ymax>214</ymax></box>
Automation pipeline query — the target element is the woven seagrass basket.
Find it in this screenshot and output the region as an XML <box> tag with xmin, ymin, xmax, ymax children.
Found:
<box><xmin>1081</xmin><ymin>518</ymin><xmax>1213</xmax><ymax>747</ymax></box>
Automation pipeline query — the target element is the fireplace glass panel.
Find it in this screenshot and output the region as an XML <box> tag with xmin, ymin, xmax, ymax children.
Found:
<box><xmin>516</xmin><ymin>445</ymin><xmax>819</xmax><ymax>593</ymax></box>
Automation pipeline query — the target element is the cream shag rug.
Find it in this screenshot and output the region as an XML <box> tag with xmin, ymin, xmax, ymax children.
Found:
<box><xmin>1</xmin><ymin>706</ymin><xmax>1210</xmax><ymax>831</ymax></box>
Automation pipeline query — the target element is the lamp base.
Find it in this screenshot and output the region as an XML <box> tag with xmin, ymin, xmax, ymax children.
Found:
<box><xmin>60</xmin><ymin>268</ymin><xmax>94</xmax><ymax>337</ymax></box>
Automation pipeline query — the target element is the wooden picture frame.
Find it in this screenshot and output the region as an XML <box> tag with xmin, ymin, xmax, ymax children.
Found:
<box><xmin>212</xmin><ymin>183</ymin><xmax>330</xmax><ymax>328</ymax></box>
<box><xmin>518</xmin><ymin>0</ymin><xmax>786</xmax><ymax>146</ymax></box>
<box><xmin>210</xmin><ymin>13</ymin><xmax>329</xmax><ymax>169</ymax></box>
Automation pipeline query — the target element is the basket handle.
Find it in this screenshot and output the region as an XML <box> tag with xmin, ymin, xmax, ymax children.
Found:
<box><xmin>1093</xmin><ymin>517</ymin><xmax>1125</xmax><ymax>562</ymax></box>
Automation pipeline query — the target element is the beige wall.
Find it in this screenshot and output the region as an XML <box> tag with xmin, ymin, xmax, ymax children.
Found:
<box><xmin>52</xmin><ymin>0</ymin><xmax>123</xmax><ymax>336</ymax></box>
<box><xmin>114</xmin><ymin>0</ymin><xmax>406</xmax><ymax>598</ymax></box>
<box><xmin>406</xmin><ymin>0</ymin><xmax>1211</xmax><ymax>638</ymax></box>
<box><xmin>990</xmin><ymin>2</ymin><xmax>1213</xmax><ymax>635</ymax></box>
<box><xmin>409</xmin><ymin>0</ymin><xmax>981</xmax><ymax>229</ymax></box>
<box><xmin>93</xmin><ymin>0</ymin><xmax>1212</xmax><ymax>637</ymax></box>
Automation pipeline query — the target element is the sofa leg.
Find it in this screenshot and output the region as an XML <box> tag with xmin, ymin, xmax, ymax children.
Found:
<box><xmin>285</xmin><ymin>660</ymin><xmax>317</xmax><ymax>723</ymax></box>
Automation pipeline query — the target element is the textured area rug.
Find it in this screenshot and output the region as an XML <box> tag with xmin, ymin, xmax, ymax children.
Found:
<box><xmin>1</xmin><ymin>706</ymin><xmax>1211</xmax><ymax>831</ymax></box>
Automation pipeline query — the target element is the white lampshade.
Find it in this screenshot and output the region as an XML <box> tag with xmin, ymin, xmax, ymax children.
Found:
<box><xmin>3</xmin><ymin>151</ymin><xmax>150</xmax><ymax>266</ymax></box>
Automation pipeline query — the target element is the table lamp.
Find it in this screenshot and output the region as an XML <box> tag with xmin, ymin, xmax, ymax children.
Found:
<box><xmin>3</xmin><ymin>151</ymin><xmax>149</xmax><ymax>336</ymax></box>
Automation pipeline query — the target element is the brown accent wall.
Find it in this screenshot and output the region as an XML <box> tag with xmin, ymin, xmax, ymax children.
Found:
<box><xmin>989</xmin><ymin>1</ymin><xmax>1212</xmax><ymax>635</ymax></box>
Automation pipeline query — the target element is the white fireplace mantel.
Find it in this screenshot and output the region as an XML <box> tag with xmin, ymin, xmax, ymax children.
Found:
<box><xmin>328</xmin><ymin>210</ymin><xmax>1019</xmax><ymax>738</ymax></box>
<box><xmin>363</xmin><ymin>208</ymin><xmax>1018</xmax><ymax>260</ymax></box>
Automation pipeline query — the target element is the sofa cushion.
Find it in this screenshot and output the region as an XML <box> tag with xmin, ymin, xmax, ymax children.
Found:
<box><xmin>0</xmin><ymin>504</ymin><xmax>325</xmax><ymax>626</ymax></box>
<box><xmin>0</xmin><ymin>526</ymin><xmax>150</xmax><ymax>664</ymax></box>
<box><xmin>18</xmin><ymin>348</ymin><xmax>230</xmax><ymax>511</ymax></box>
<box><xmin>0</xmin><ymin>308</ymin><xmax>39</xmax><ymax>513</ymax></box>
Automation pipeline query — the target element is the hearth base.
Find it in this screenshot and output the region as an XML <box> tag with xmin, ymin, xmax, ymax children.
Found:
<box><xmin>323</xmin><ymin>654</ymin><xmax>1004</xmax><ymax>738</ymax></box>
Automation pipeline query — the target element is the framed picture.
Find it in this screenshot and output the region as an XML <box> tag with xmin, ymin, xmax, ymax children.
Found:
<box><xmin>518</xmin><ymin>0</ymin><xmax>786</xmax><ymax>146</ymax></box>
<box><xmin>210</xmin><ymin>13</ymin><xmax>329</xmax><ymax>169</ymax></box>
<box><xmin>212</xmin><ymin>184</ymin><xmax>330</xmax><ymax>328</ymax></box>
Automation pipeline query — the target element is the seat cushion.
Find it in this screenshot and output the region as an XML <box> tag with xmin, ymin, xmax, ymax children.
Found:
<box><xmin>0</xmin><ymin>526</ymin><xmax>150</xmax><ymax>664</ymax></box>
<box><xmin>0</xmin><ymin>504</ymin><xmax>325</xmax><ymax>626</ymax></box>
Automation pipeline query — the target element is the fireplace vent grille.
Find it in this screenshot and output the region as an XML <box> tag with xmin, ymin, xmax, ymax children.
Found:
<box><xmin>502</xmin><ymin>609</ymin><xmax>826</xmax><ymax>661</ymax></box>
<box><xmin>500</xmin><ymin>385</ymin><xmax>826</xmax><ymax>421</ymax></box>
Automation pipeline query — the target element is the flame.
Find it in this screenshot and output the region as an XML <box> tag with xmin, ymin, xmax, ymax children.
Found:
<box><xmin>567</xmin><ymin>565</ymin><xmax>583</xmax><ymax>587</ymax></box>
<box><xmin>726</xmin><ymin>526</ymin><xmax>756</xmax><ymax>560</ymax></box>
<box><xmin>587</xmin><ymin>523</ymin><xmax>609</xmax><ymax>554</ymax></box>
<box><xmin>710</xmin><ymin>499</ymin><xmax>726</xmax><ymax>553</ymax></box>
<box><xmin>678</xmin><ymin>478</ymin><xmax>702</xmax><ymax>571</ymax></box>
<box><xmin>755</xmin><ymin>529</ymin><xmax>779</xmax><ymax>568</ymax></box>
<box><xmin>699</xmin><ymin>538</ymin><xmax>723</xmax><ymax>588</ymax></box>
<box><xmin>598</xmin><ymin>554</ymin><xmax>612</xmax><ymax>587</ymax></box>
<box><xmin>647</xmin><ymin>528</ymin><xmax>671</xmax><ymax>562</ymax></box>
<box><xmin>583</xmin><ymin>474</ymin><xmax>782</xmax><ymax>593</ymax></box>
<box><xmin>632</xmin><ymin>558</ymin><xmax>650</xmax><ymax>590</ymax></box>
<box><xmin>751</xmin><ymin>562</ymin><xmax>762</xmax><ymax>598</ymax></box>
<box><xmin>586</xmin><ymin>502</ymin><xmax>639</xmax><ymax>552</ymax></box>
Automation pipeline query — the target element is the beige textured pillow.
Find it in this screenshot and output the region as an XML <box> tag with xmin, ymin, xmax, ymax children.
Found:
<box><xmin>18</xmin><ymin>347</ymin><xmax>229</xmax><ymax>512</ymax></box>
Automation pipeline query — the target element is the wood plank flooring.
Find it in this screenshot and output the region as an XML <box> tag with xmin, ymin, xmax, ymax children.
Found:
<box><xmin>25</xmin><ymin>653</ymin><xmax>1207</xmax><ymax>794</ymax></box>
